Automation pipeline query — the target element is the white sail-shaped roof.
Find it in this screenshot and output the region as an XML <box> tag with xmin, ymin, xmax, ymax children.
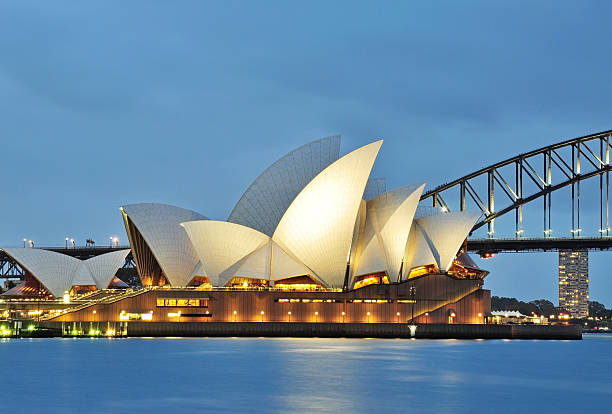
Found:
<box><xmin>352</xmin><ymin>226</ymin><xmax>386</xmax><ymax>278</ymax></box>
<box><xmin>84</xmin><ymin>249</ymin><xmax>131</xmax><ymax>289</ymax></box>
<box><xmin>415</xmin><ymin>211</ymin><xmax>481</xmax><ymax>272</ymax></box>
<box><xmin>402</xmin><ymin>222</ymin><xmax>437</xmax><ymax>278</ymax></box>
<box><xmin>228</xmin><ymin>135</ymin><xmax>341</xmax><ymax>237</ymax></box>
<box><xmin>1</xmin><ymin>248</ymin><xmax>85</xmax><ymax>297</ymax></box>
<box><xmin>211</xmin><ymin>239</ymin><xmax>320</xmax><ymax>282</ymax></box>
<box><xmin>234</xmin><ymin>242</ymin><xmax>271</xmax><ymax>279</ymax></box>
<box><xmin>121</xmin><ymin>203</ymin><xmax>207</xmax><ymax>287</ymax></box>
<box><xmin>273</xmin><ymin>140</ymin><xmax>383</xmax><ymax>288</ymax></box>
<box><xmin>73</xmin><ymin>265</ymin><xmax>96</xmax><ymax>287</ymax></box>
<box><xmin>270</xmin><ymin>241</ymin><xmax>320</xmax><ymax>282</ymax></box>
<box><xmin>366</xmin><ymin>183</ymin><xmax>425</xmax><ymax>282</ymax></box>
<box><xmin>414</xmin><ymin>205</ymin><xmax>444</xmax><ymax>219</ymax></box>
<box><xmin>182</xmin><ymin>220</ymin><xmax>270</xmax><ymax>286</ymax></box>
<box><xmin>187</xmin><ymin>261</ymin><xmax>207</xmax><ymax>284</ymax></box>
<box><xmin>348</xmin><ymin>200</ymin><xmax>367</xmax><ymax>277</ymax></box>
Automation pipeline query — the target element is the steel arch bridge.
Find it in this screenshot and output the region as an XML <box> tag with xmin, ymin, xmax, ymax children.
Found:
<box><xmin>420</xmin><ymin>129</ymin><xmax>612</xmax><ymax>248</ymax></box>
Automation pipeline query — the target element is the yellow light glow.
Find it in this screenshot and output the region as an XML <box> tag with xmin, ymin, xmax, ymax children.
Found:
<box><xmin>63</xmin><ymin>291</ymin><xmax>70</xmax><ymax>304</ymax></box>
<box><xmin>275</xmin><ymin>283</ymin><xmax>321</xmax><ymax>291</ymax></box>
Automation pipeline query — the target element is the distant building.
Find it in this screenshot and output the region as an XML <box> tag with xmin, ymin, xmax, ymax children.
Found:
<box><xmin>558</xmin><ymin>250</ymin><xmax>589</xmax><ymax>318</ymax></box>
<box><xmin>490</xmin><ymin>311</ymin><xmax>548</xmax><ymax>325</ymax></box>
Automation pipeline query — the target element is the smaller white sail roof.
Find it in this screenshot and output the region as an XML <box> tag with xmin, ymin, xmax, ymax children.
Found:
<box><xmin>270</xmin><ymin>241</ymin><xmax>320</xmax><ymax>282</ymax></box>
<box><xmin>351</xmin><ymin>221</ymin><xmax>386</xmax><ymax>278</ymax></box>
<box><xmin>234</xmin><ymin>242</ymin><xmax>272</xmax><ymax>279</ymax></box>
<box><xmin>182</xmin><ymin>220</ymin><xmax>270</xmax><ymax>286</ymax></box>
<box><xmin>2</xmin><ymin>248</ymin><xmax>88</xmax><ymax>297</ymax></box>
<box><xmin>273</xmin><ymin>140</ymin><xmax>383</xmax><ymax>288</ymax></box>
<box><xmin>402</xmin><ymin>222</ymin><xmax>437</xmax><ymax>278</ymax></box>
<box><xmin>414</xmin><ymin>205</ymin><xmax>444</xmax><ymax>219</ymax></box>
<box><xmin>366</xmin><ymin>183</ymin><xmax>425</xmax><ymax>281</ymax></box>
<box><xmin>84</xmin><ymin>249</ymin><xmax>131</xmax><ymax>289</ymax></box>
<box><xmin>414</xmin><ymin>211</ymin><xmax>481</xmax><ymax>272</ymax></box>
<box><xmin>232</xmin><ymin>240</ymin><xmax>320</xmax><ymax>282</ymax></box>
<box><xmin>73</xmin><ymin>265</ymin><xmax>97</xmax><ymax>287</ymax></box>
<box><xmin>121</xmin><ymin>203</ymin><xmax>207</xmax><ymax>287</ymax></box>
<box><xmin>187</xmin><ymin>261</ymin><xmax>207</xmax><ymax>282</ymax></box>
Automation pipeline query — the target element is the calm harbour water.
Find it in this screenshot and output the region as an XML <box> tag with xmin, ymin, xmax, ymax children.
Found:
<box><xmin>2</xmin><ymin>334</ymin><xmax>610</xmax><ymax>413</ymax></box>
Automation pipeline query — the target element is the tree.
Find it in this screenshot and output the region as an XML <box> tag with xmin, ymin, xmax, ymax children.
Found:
<box><xmin>589</xmin><ymin>301</ymin><xmax>612</xmax><ymax>318</ymax></box>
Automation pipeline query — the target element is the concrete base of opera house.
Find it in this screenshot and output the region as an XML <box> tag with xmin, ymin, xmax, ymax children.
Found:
<box><xmin>38</xmin><ymin>321</ymin><xmax>582</xmax><ymax>340</ymax></box>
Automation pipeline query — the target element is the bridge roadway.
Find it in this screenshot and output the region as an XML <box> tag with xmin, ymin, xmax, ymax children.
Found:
<box><xmin>42</xmin><ymin>246</ymin><xmax>131</xmax><ymax>260</ymax></box>
<box><xmin>4</xmin><ymin>238</ymin><xmax>612</xmax><ymax>262</ymax></box>
<box><xmin>37</xmin><ymin>239</ymin><xmax>612</xmax><ymax>258</ymax></box>
<box><xmin>467</xmin><ymin>237</ymin><xmax>612</xmax><ymax>254</ymax></box>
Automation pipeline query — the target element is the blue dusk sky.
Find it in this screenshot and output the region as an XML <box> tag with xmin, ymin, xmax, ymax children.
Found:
<box><xmin>1</xmin><ymin>1</ymin><xmax>611</xmax><ymax>306</ymax></box>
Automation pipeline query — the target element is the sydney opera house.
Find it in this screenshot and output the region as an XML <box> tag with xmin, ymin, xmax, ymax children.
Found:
<box><xmin>1</xmin><ymin>136</ymin><xmax>490</xmax><ymax>325</ymax></box>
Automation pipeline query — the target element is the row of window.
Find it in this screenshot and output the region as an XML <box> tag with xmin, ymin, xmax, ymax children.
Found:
<box><xmin>156</xmin><ymin>299</ymin><xmax>208</xmax><ymax>307</ymax></box>
<box><xmin>156</xmin><ymin>298</ymin><xmax>416</xmax><ymax>307</ymax></box>
<box><xmin>274</xmin><ymin>298</ymin><xmax>414</xmax><ymax>304</ymax></box>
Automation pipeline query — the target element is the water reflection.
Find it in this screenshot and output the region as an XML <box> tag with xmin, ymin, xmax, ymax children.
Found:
<box><xmin>0</xmin><ymin>335</ymin><xmax>610</xmax><ymax>413</ymax></box>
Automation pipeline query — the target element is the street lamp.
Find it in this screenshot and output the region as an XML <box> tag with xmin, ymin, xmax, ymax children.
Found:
<box><xmin>233</xmin><ymin>310</ymin><xmax>237</xmax><ymax>322</ymax></box>
<box><xmin>65</xmin><ymin>237</ymin><xmax>69</xmax><ymax>249</ymax></box>
<box><xmin>314</xmin><ymin>311</ymin><xmax>319</xmax><ymax>322</ymax></box>
<box><xmin>28</xmin><ymin>240</ymin><xmax>34</xmax><ymax>248</ymax></box>
<box><xmin>23</xmin><ymin>238</ymin><xmax>26</xmax><ymax>248</ymax></box>
<box><xmin>109</xmin><ymin>236</ymin><xmax>113</xmax><ymax>247</ymax></box>
<box><xmin>341</xmin><ymin>311</ymin><xmax>345</xmax><ymax>323</ymax></box>
<box><xmin>367</xmin><ymin>311</ymin><xmax>371</xmax><ymax>323</ymax></box>
<box><xmin>396</xmin><ymin>312</ymin><xmax>401</xmax><ymax>323</ymax></box>
<box><xmin>409</xmin><ymin>286</ymin><xmax>416</xmax><ymax>323</ymax></box>
<box><xmin>425</xmin><ymin>312</ymin><xmax>429</xmax><ymax>324</ymax></box>
<box><xmin>260</xmin><ymin>310</ymin><xmax>264</xmax><ymax>322</ymax></box>
<box><xmin>70</xmin><ymin>238</ymin><xmax>75</xmax><ymax>248</ymax></box>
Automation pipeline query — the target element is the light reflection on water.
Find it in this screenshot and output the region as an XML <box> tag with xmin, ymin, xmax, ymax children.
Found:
<box><xmin>2</xmin><ymin>334</ymin><xmax>611</xmax><ymax>413</ymax></box>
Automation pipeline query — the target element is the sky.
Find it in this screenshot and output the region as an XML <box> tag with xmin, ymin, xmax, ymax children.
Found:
<box><xmin>1</xmin><ymin>1</ymin><xmax>611</xmax><ymax>306</ymax></box>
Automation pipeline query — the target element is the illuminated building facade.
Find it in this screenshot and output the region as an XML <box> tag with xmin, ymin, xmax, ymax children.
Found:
<box><xmin>5</xmin><ymin>136</ymin><xmax>491</xmax><ymax>325</ymax></box>
<box><xmin>558</xmin><ymin>249</ymin><xmax>589</xmax><ymax>318</ymax></box>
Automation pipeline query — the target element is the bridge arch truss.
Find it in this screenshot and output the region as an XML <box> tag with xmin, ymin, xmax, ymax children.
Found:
<box><xmin>420</xmin><ymin>130</ymin><xmax>612</xmax><ymax>238</ymax></box>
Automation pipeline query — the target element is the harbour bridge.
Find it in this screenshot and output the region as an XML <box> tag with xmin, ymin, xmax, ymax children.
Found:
<box><xmin>2</xmin><ymin>130</ymin><xmax>612</xmax><ymax>279</ymax></box>
<box><xmin>421</xmin><ymin>129</ymin><xmax>612</xmax><ymax>256</ymax></box>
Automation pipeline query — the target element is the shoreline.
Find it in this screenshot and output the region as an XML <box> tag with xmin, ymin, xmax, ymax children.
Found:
<box><xmin>34</xmin><ymin>321</ymin><xmax>582</xmax><ymax>340</ymax></box>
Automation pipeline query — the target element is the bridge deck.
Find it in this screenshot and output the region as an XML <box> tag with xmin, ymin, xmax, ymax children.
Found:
<box><xmin>467</xmin><ymin>237</ymin><xmax>612</xmax><ymax>253</ymax></box>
